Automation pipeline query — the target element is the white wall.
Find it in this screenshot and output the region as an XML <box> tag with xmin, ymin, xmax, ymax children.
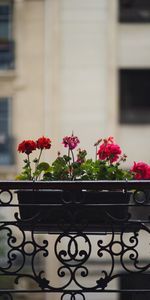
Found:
<box><xmin>44</xmin><ymin>0</ymin><xmax>117</xmax><ymax>160</ymax></box>
<box><xmin>60</xmin><ymin>0</ymin><xmax>112</xmax><ymax>155</ymax></box>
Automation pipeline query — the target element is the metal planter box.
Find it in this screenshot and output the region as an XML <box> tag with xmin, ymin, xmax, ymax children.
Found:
<box><xmin>16</xmin><ymin>189</ymin><xmax>132</xmax><ymax>233</ymax></box>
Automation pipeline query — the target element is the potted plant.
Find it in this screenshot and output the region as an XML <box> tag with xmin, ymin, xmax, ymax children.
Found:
<box><xmin>16</xmin><ymin>134</ymin><xmax>150</xmax><ymax>233</ymax></box>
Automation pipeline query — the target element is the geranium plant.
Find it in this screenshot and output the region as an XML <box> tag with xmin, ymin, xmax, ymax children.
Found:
<box><xmin>16</xmin><ymin>134</ymin><xmax>150</xmax><ymax>181</ymax></box>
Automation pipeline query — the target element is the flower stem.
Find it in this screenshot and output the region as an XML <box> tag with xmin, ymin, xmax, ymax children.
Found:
<box><xmin>37</xmin><ymin>149</ymin><xmax>43</xmax><ymax>165</ymax></box>
<box><xmin>68</xmin><ymin>149</ymin><xmax>72</xmax><ymax>179</ymax></box>
<box><xmin>35</xmin><ymin>149</ymin><xmax>43</xmax><ymax>180</ymax></box>
<box><xmin>27</xmin><ymin>154</ymin><xmax>32</xmax><ymax>180</ymax></box>
<box><xmin>71</xmin><ymin>149</ymin><xmax>75</xmax><ymax>180</ymax></box>
<box><xmin>71</xmin><ymin>149</ymin><xmax>75</xmax><ymax>164</ymax></box>
<box><xmin>95</xmin><ymin>145</ymin><xmax>97</xmax><ymax>161</ymax></box>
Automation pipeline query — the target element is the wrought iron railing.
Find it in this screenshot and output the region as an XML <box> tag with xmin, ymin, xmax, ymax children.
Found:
<box><xmin>0</xmin><ymin>180</ymin><xmax>149</xmax><ymax>300</ymax></box>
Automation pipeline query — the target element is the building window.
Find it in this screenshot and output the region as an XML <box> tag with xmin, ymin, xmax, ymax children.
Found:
<box><xmin>119</xmin><ymin>0</ymin><xmax>150</xmax><ymax>23</ymax></box>
<box><xmin>119</xmin><ymin>69</ymin><xmax>150</xmax><ymax>124</ymax></box>
<box><xmin>0</xmin><ymin>0</ymin><xmax>14</xmax><ymax>69</ymax></box>
<box><xmin>0</xmin><ymin>98</ymin><xmax>14</xmax><ymax>165</ymax></box>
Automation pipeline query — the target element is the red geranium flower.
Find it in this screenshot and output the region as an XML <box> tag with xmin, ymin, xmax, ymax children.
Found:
<box><xmin>97</xmin><ymin>137</ymin><xmax>122</xmax><ymax>163</ymax></box>
<box><xmin>62</xmin><ymin>134</ymin><xmax>80</xmax><ymax>150</ymax></box>
<box><xmin>18</xmin><ymin>140</ymin><xmax>36</xmax><ymax>155</ymax></box>
<box><xmin>36</xmin><ymin>136</ymin><xmax>51</xmax><ymax>150</ymax></box>
<box><xmin>130</xmin><ymin>161</ymin><xmax>150</xmax><ymax>180</ymax></box>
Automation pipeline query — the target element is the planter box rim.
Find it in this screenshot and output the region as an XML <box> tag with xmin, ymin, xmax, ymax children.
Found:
<box><xmin>1</xmin><ymin>180</ymin><xmax>150</xmax><ymax>190</ymax></box>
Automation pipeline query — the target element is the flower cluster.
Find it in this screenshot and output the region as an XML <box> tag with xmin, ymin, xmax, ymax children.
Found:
<box><xmin>16</xmin><ymin>134</ymin><xmax>150</xmax><ymax>181</ymax></box>
<box><xmin>18</xmin><ymin>137</ymin><xmax>51</xmax><ymax>154</ymax></box>
<box><xmin>62</xmin><ymin>134</ymin><xmax>80</xmax><ymax>150</ymax></box>
<box><xmin>130</xmin><ymin>162</ymin><xmax>150</xmax><ymax>180</ymax></box>
<box><xmin>36</xmin><ymin>136</ymin><xmax>51</xmax><ymax>150</ymax></box>
<box><xmin>18</xmin><ymin>140</ymin><xmax>37</xmax><ymax>155</ymax></box>
<box><xmin>97</xmin><ymin>137</ymin><xmax>122</xmax><ymax>163</ymax></box>
<box><xmin>16</xmin><ymin>136</ymin><xmax>51</xmax><ymax>180</ymax></box>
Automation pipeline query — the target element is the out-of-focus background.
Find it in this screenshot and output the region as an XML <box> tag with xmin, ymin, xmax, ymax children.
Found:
<box><xmin>1</xmin><ymin>0</ymin><xmax>150</xmax><ymax>178</ymax></box>
<box><xmin>0</xmin><ymin>1</ymin><xmax>150</xmax><ymax>300</ymax></box>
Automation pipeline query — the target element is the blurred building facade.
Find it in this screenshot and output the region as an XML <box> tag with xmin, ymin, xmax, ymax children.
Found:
<box><xmin>1</xmin><ymin>0</ymin><xmax>150</xmax><ymax>177</ymax></box>
<box><xmin>0</xmin><ymin>1</ymin><xmax>150</xmax><ymax>300</ymax></box>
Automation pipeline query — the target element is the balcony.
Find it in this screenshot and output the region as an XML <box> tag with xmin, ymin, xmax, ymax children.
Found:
<box><xmin>0</xmin><ymin>40</ymin><xmax>15</xmax><ymax>70</ymax></box>
<box><xmin>0</xmin><ymin>180</ymin><xmax>149</xmax><ymax>299</ymax></box>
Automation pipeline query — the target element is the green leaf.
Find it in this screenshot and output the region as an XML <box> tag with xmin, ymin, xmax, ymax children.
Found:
<box><xmin>51</xmin><ymin>157</ymin><xmax>69</xmax><ymax>180</ymax></box>
<box><xmin>63</xmin><ymin>155</ymin><xmax>71</xmax><ymax>163</ymax></box>
<box><xmin>36</xmin><ymin>162</ymin><xmax>50</xmax><ymax>171</ymax></box>
<box><xmin>43</xmin><ymin>172</ymin><xmax>53</xmax><ymax>181</ymax></box>
<box><xmin>15</xmin><ymin>173</ymin><xmax>30</xmax><ymax>180</ymax></box>
<box><xmin>33</xmin><ymin>162</ymin><xmax>50</xmax><ymax>180</ymax></box>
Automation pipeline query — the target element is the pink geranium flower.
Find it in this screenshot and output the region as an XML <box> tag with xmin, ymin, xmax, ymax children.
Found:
<box><xmin>97</xmin><ymin>137</ymin><xmax>122</xmax><ymax>163</ymax></box>
<box><xmin>62</xmin><ymin>134</ymin><xmax>80</xmax><ymax>150</ymax></box>
<box><xmin>130</xmin><ymin>161</ymin><xmax>150</xmax><ymax>180</ymax></box>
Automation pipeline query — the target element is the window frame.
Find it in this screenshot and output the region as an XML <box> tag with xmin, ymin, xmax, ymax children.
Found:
<box><xmin>0</xmin><ymin>0</ymin><xmax>13</xmax><ymax>40</ymax></box>
<box><xmin>119</xmin><ymin>0</ymin><xmax>150</xmax><ymax>23</ymax></box>
<box><xmin>0</xmin><ymin>97</ymin><xmax>14</xmax><ymax>165</ymax></box>
<box><xmin>119</xmin><ymin>68</ymin><xmax>150</xmax><ymax>125</ymax></box>
<box><xmin>0</xmin><ymin>0</ymin><xmax>14</xmax><ymax>70</ymax></box>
